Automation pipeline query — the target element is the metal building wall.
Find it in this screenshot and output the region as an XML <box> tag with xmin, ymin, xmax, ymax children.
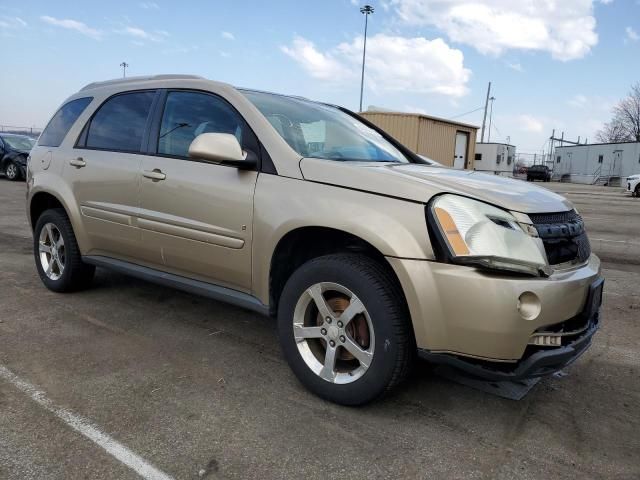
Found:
<box><xmin>361</xmin><ymin>112</ymin><xmax>477</xmax><ymax>168</ymax></box>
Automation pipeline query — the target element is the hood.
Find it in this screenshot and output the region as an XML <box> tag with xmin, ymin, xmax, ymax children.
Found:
<box><xmin>299</xmin><ymin>159</ymin><xmax>573</xmax><ymax>214</ymax></box>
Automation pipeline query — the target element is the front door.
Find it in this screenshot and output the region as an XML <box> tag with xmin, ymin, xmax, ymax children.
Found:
<box><xmin>138</xmin><ymin>90</ymin><xmax>258</xmax><ymax>292</ymax></box>
<box><xmin>453</xmin><ymin>132</ymin><xmax>468</xmax><ymax>169</ymax></box>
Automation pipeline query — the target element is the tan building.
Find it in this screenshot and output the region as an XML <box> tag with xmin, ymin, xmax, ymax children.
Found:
<box><xmin>360</xmin><ymin>111</ymin><xmax>478</xmax><ymax>169</ymax></box>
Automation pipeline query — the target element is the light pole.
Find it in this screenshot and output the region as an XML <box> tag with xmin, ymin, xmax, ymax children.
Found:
<box><xmin>359</xmin><ymin>5</ymin><xmax>374</xmax><ymax>112</ymax></box>
<box><xmin>120</xmin><ymin>62</ymin><xmax>129</xmax><ymax>78</ymax></box>
<box><xmin>487</xmin><ymin>96</ymin><xmax>496</xmax><ymax>142</ymax></box>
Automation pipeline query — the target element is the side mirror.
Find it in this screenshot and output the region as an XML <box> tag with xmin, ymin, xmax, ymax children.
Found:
<box><xmin>188</xmin><ymin>133</ymin><xmax>256</xmax><ymax>169</ymax></box>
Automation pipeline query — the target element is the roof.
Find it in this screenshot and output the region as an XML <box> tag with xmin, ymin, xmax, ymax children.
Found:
<box><xmin>476</xmin><ymin>142</ymin><xmax>516</xmax><ymax>148</ymax></box>
<box><xmin>80</xmin><ymin>74</ymin><xmax>204</xmax><ymax>92</ymax></box>
<box><xmin>360</xmin><ymin>110</ymin><xmax>479</xmax><ymax>130</ymax></box>
<box><xmin>555</xmin><ymin>140</ymin><xmax>640</xmax><ymax>149</ymax></box>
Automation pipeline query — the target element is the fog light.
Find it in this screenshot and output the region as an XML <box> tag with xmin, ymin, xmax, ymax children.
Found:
<box><xmin>518</xmin><ymin>292</ymin><xmax>541</xmax><ymax>320</ymax></box>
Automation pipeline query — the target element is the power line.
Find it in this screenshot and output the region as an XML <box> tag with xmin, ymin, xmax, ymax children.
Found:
<box><xmin>448</xmin><ymin>106</ymin><xmax>484</xmax><ymax>120</ymax></box>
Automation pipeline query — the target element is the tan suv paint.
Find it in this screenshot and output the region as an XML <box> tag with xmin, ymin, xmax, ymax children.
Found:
<box><xmin>27</xmin><ymin>75</ymin><xmax>603</xmax><ymax>404</ymax></box>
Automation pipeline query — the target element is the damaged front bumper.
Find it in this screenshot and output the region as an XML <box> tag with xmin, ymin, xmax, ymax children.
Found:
<box><xmin>417</xmin><ymin>277</ymin><xmax>604</xmax><ymax>381</ymax></box>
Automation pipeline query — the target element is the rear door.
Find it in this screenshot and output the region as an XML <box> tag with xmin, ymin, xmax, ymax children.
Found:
<box><xmin>69</xmin><ymin>90</ymin><xmax>157</xmax><ymax>260</ymax></box>
<box><xmin>138</xmin><ymin>89</ymin><xmax>258</xmax><ymax>291</ymax></box>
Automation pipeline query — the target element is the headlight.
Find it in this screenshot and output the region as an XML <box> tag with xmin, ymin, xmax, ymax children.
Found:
<box><xmin>428</xmin><ymin>194</ymin><xmax>549</xmax><ymax>276</ymax></box>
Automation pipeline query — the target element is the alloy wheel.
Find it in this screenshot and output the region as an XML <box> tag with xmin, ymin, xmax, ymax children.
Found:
<box><xmin>39</xmin><ymin>223</ymin><xmax>65</xmax><ymax>281</ymax></box>
<box><xmin>5</xmin><ymin>163</ymin><xmax>17</xmax><ymax>180</ymax></box>
<box><xmin>292</xmin><ymin>282</ymin><xmax>375</xmax><ymax>384</ymax></box>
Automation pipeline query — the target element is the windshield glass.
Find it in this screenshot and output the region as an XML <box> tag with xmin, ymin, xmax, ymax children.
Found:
<box><xmin>242</xmin><ymin>91</ymin><xmax>409</xmax><ymax>163</ymax></box>
<box><xmin>2</xmin><ymin>135</ymin><xmax>35</xmax><ymax>150</ymax></box>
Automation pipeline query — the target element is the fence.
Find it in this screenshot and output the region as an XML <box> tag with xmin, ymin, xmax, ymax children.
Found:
<box><xmin>0</xmin><ymin>125</ymin><xmax>43</xmax><ymax>138</ymax></box>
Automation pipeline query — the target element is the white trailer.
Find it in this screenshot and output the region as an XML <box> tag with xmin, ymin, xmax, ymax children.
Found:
<box><xmin>473</xmin><ymin>143</ymin><xmax>516</xmax><ymax>176</ymax></box>
<box><xmin>554</xmin><ymin>142</ymin><xmax>640</xmax><ymax>185</ymax></box>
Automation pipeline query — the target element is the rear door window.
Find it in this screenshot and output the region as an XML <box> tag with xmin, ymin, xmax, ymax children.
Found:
<box><xmin>38</xmin><ymin>97</ymin><xmax>93</xmax><ymax>147</ymax></box>
<box><xmin>85</xmin><ymin>91</ymin><xmax>155</xmax><ymax>153</ymax></box>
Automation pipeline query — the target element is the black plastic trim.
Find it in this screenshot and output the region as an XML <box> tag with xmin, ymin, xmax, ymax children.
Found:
<box><xmin>83</xmin><ymin>255</ymin><xmax>269</xmax><ymax>316</ymax></box>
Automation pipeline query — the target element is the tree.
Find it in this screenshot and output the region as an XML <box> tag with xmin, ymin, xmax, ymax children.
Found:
<box><xmin>596</xmin><ymin>120</ymin><xmax>631</xmax><ymax>143</ymax></box>
<box><xmin>596</xmin><ymin>82</ymin><xmax>640</xmax><ymax>143</ymax></box>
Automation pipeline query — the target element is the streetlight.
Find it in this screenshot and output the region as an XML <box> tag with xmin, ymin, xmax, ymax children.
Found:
<box><xmin>487</xmin><ymin>96</ymin><xmax>496</xmax><ymax>142</ymax></box>
<box><xmin>120</xmin><ymin>62</ymin><xmax>129</xmax><ymax>78</ymax></box>
<box><xmin>359</xmin><ymin>4</ymin><xmax>374</xmax><ymax>112</ymax></box>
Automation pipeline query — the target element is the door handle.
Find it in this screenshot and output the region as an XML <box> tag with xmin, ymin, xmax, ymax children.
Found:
<box><xmin>69</xmin><ymin>157</ymin><xmax>86</xmax><ymax>168</ymax></box>
<box><xmin>143</xmin><ymin>169</ymin><xmax>166</xmax><ymax>181</ymax></box>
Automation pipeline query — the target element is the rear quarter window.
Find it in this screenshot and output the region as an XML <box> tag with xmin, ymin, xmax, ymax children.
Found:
<box><xmin>38</xmin><ymin>97</ymin><xmax>93</xmax><ymax>147</ymax></box>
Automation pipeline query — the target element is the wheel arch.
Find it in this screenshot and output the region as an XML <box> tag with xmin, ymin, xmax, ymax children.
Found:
<box><xmin>268</xmin><ymin>226</ymin><xmax>409</xmax><ymax>319</ymax></box>
<box><xmin>29</xmin><ymin>190</ymin><xmax>67</xmax><ymax>230</ymax></box>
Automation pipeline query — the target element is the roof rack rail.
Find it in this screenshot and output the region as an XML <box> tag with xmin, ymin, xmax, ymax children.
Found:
<box><xmin>80</xmin><ymin>74</ymin><xmax>204</xmax><ymax>92</ymax></box>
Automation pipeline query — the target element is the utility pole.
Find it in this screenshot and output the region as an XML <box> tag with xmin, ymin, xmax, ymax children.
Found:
<box><xmin>120</xmin><ymin>62</ymin><xmax>129</xmax><ymax>78</ymax></box>
<box><xmin>359</xmin><ymin>5</ymin><xmax>374</xmax><ymax>112</ymax></box>
<box><xmin>487</xmin><ymin>96</ymin><xmax>496</xmax><ymax>142</ymax></box>
<box><xmin>480</xmin><ymin>82</ymin><xmax>491</xmax><ymax>143</ymax></box>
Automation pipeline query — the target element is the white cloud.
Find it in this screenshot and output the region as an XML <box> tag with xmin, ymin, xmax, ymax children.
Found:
<box><xmin>0</xmin><ymin>16</ymin><xmax>27</xmax><ymax>29</ymax></box>
<box><xmin>507</xmin><ymin>62</ymin><xmax>523</xmax><ymax>72</ymax></box>
<box><xmin>568</xmin><ymin>94</ymin><xmax>588</xmax><ymax>108</ymax></box>
<box><xmin>139</xmin><ymin>2</ymin><xmax>159</xmax><ymax>8</ymax></box>
<box><xmin>281</xmin><ymin>37</ymin><xmax>349</xmax><ymax>81</ymax></box>
<box><xmin>221</xmin><ymin>31</ymin><xmax>234</xmax><ymax>40</ymax></box>
<box><xmin>117</xmin><ymin>26</ymin><xmax>166</xmax><ymax>42</ymax></box>
<box><xmin>389</xmin><ymin>0</ymin><xmax>599</xmax><ymax>61</ymax></box>
<box><xmin>625</xmin><ymin>26</ymin><xmax>639</xmax><ymax>42</ymax></box>
<box><xmin>517</xmin><ymin>114</ymin><xmax>544</xmax><ymax>133</ymax></box>
<box><xmin>40</xmin><ymin>15</ymin><xmax>102</xmax><ymax>39</ymax></box>
<box><xmin>598</xmin><ymin>0</ymin><xmax>613</xmax><ymax>4</ymax></box>
<box><xmin>282</xmin><ymin>34</ymin><xmax>471</xmax><ymax>97</ymax></box>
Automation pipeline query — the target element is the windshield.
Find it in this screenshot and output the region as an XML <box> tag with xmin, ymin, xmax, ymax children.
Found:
<box><xmin>242</xmin><ymin>91</ymin><xmax>409</xmax><ymax>163</ymax></box>
<box><xmin>2</xmin><ymin>135</ymin><xmax>35</xmax><ymax>150</ymax></box>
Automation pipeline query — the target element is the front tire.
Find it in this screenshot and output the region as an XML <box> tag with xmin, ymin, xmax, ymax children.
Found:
<box><xmin>4</xmin><ymin>161</ymin><xmax>20</xmax><ymax>181</ymax></box>
<box><xmin>34</xmin><ymin>208</ymin><xmax>95</xmax><ymax>292</ymax></box>
<box><xmin>278</xmin><ymin>254</ymin><xmax>413</xmax><ymax>405</ymax></box>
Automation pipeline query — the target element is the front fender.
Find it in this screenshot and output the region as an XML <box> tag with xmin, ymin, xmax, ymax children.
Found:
<box><xmin>251</xmin><ymin>174</ymin><xmax>433</xmax><ymax>305</ymax></box>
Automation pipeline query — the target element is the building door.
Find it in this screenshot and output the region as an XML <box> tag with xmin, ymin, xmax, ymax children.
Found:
<box><xmin>562</xmin><ymin>152</ymin><xmax>572</xmax><ymax>175</ymax></box>
<box><xmin>453</xmin><ymin>132</ymin><xmax>468</xmax><ymax>169</ymax></box>
<box><xmin>612</xmin><ymin>150</ymin><xmax>622</xmax><ymax>176</ymax></box>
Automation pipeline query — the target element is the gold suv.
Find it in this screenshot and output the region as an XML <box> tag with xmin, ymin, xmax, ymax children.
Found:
<box><xmin>27</xmin><ymin>75</ymin><xmax>603</xmax><ymax>405</ymax></box>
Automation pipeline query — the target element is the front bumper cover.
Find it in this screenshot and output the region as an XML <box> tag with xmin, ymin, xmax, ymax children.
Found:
<box><xmin>418</xmin><ymin>277</ymin><xmax>603</xmax><ymax>381</ymax></box>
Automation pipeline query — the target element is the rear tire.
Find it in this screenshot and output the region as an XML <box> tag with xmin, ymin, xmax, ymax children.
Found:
<box><xmin>34</xmin><ymin>208</ymin><xmax>95</xmax><ymax>292</ymax></box>
<box><xmin>635</xmin><ymin>185</ymin><xmax>640</xmax><ymax>198</ymax></box>
<box><xmin>4</xmin><ymin>161</ymin><xmax>20</xmax><ymax>181</ymax></box>
<box><xmin>278</xmin><ymin>253</ymin><xmax>413</xmax><ymax>405</ymax></box>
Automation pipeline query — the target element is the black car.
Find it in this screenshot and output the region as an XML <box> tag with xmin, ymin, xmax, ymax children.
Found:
<box><xmin>0</xmin><ymin>133</ymin><xmax>34</xmax><ymax>181</ymax></box>
<box><xmin>526</xmin><ymin>164</ymin><xmax>552</xmax><ymax>182</ymax></box>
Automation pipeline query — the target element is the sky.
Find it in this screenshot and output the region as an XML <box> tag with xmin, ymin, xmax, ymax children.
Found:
<box><xmin>1</xmin><ymin>0</ymin><xmax>639</xmax><ymax>156</ymax></box>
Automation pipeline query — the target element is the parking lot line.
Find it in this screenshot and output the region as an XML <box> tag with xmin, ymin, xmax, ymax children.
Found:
<box><xmin>0</xmin><ymin>364</ymin><xmax>175</xmax><ymax>480</ymax></box>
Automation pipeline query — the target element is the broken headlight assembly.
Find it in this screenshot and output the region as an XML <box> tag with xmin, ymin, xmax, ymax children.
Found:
<box><xmin>427</xmin><ymin>194</ymin><xmax>549</xmax><ymax>277</ymax></box>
